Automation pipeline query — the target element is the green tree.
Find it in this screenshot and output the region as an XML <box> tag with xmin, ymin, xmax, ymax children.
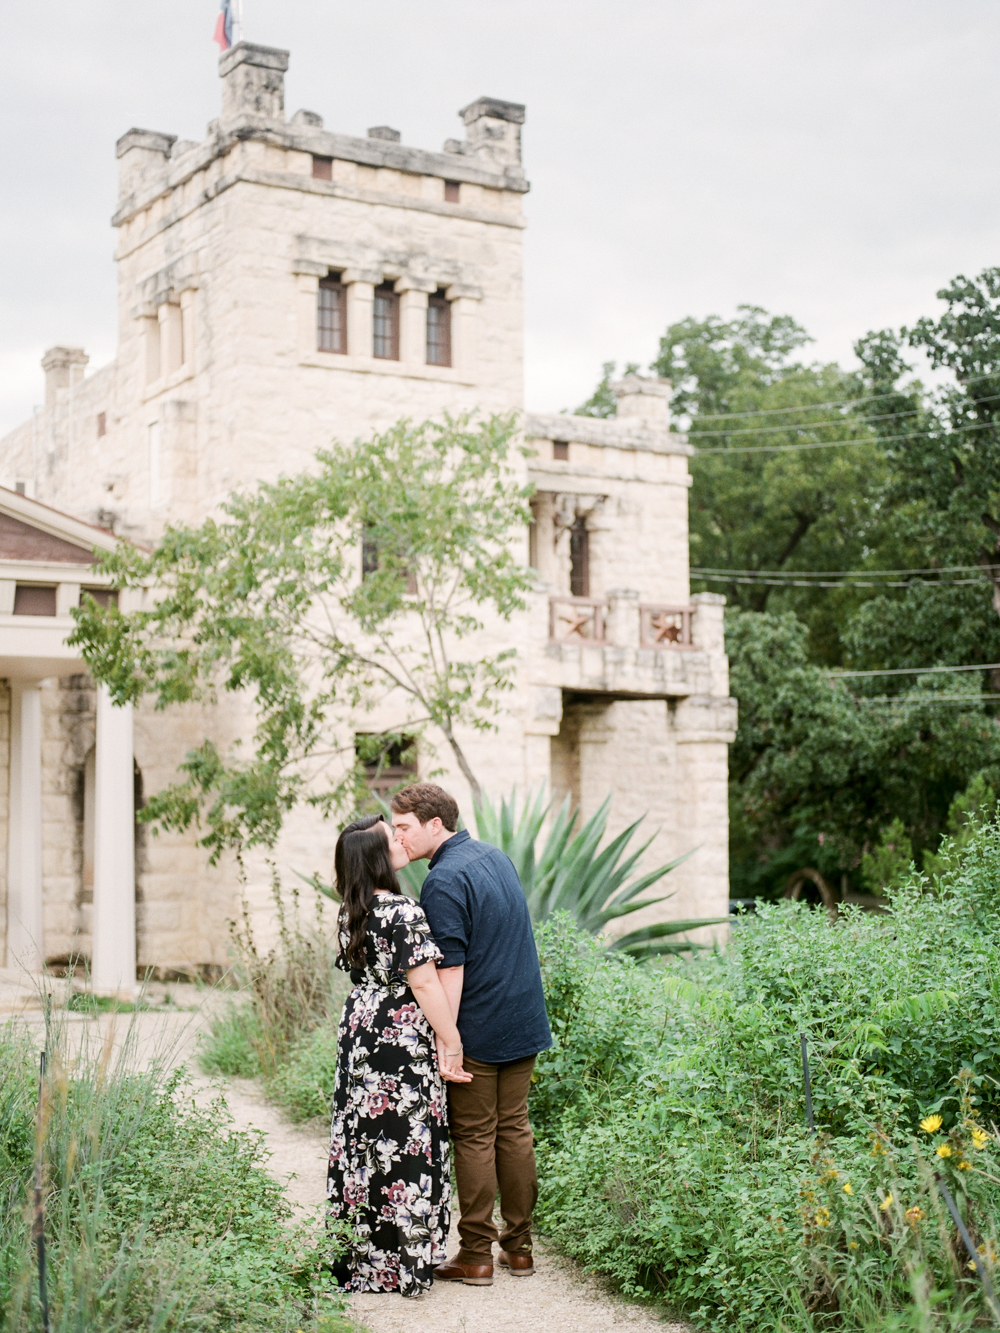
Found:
<box><xmin>69</xmin><ymin>415</ymin><xmax>532</xmax><ymax>858</ymax></box>
<box><xmin>573</xmin><ymin>359</ymin><xmax>639</xmax><ymax>418</ymax></box>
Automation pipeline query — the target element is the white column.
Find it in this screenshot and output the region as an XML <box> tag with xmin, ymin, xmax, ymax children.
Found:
<box><xmin>91</xmin><ymin>685</ymin><xmax>136</xmax><ymax>995</ymax></box>
<box><xmin>7</xmin><ymin>682</ymin><xmax>44</xmax><ymax>971</ymax></box>
<box><xmin>346</xmin><ymin>281</ymin><xmax>375</xmax><ymax>358</ymax></box>
<box><xmin>398</xmin><ymin>288</ymin><xmax>429</xmax><ymax>365</ymax></box>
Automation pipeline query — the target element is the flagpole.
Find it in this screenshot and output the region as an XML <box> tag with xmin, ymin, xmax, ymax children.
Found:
<box><xmin>236</xmin><ymin>0</ymin><xmax>243</xmax><ymax>43</ymax></box>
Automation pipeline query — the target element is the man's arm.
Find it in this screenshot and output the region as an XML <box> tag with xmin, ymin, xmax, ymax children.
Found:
<box><xmin>438</xmin><ymin>964</ymin><xmax>464</xmax><ymax>1020</ymax></box>
<box><xmin>436</xmin><ymin>965</ymin><xmax>465</xmax><ymax>1080</ymax></box>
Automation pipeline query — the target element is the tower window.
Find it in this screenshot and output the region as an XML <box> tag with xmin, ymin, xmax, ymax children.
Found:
<box><xmin>569</xmin><ymin>517</ymin><xmax>590</xmax><ymax>598</ymax></box>
<box><xmin>318</xmin><ymin>274</ymin><xmax>347</xmax><ymax>353</ymax></box>
<box><xmin>373</xmin><ymin>282</ymin><xmax>400</xmax><ymax>360</ymax></box>
<box><xmin>312</xmin><ymin>155</ymin><xmax>333</xmax><ymax>181</ymax></box>
<box><xmin>97</xmin><ymin>412</ymin><xmax>107</xmax><ymax>437</ymax></box>
<box><xmin>553</xmin><ymin>441</ymin><xmax>568</xmax><ymax>461</ymax></box>
<box><xmin>444</xmin><ymin>180</ymin><xmax>461</xmax><ymax>203</ymax></box>
<box><xmin>426</xmin><ymin>290</ymin><xmax>452</xmax><ymax>366</ymax></box>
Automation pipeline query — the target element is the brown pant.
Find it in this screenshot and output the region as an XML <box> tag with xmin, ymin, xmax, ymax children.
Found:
<box><xmin>446</xmin><ymin>1054</ymin><xmax>538</xmax><ymax>1262</ymax></box>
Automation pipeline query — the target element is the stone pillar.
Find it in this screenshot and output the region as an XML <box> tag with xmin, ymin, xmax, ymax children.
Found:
<box><xmin>158</xmin><ymin>302</ymin><xmax>183</xmax><ymax>377</ymax></box>
<box><xmin>6</xmin><ymin>682</ymin><xmax>43</xmax><ymax>971</ymax></box>
<box><xmin>41</xmin><ymin>346</ymin><xmax>88</xmax><ymax>410</ymax></box>
<box><xmin>345</xmin><ymin>280</ymin><xmax>375</xmax><ymax>358</ymax></box>
<box><xmin>91</xmin><ymin>686</ymin><xmax>135</xmax><ymax>996</ymax></box>
<box><xmin>219</xmin><ymin>43</ymin><xmax>289</xmax><ymax>124</ymax></box>
<box><xmin>606</xmin><ymin>589</ymin><xmax>641</xmax><ymax>649</ymax></box>
<box><xmin>448</xmin><ymin>294</ymin><xmax>480</xmax><ymax>376</ymax></box>
<box><xmin>398</xmin><ymin>287</ymin><xmax>430</xmax><ymax>365</ymax></box>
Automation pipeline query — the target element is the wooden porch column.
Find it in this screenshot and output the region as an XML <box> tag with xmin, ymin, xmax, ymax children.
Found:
<box><xmin>91</xmin><ymin>685</ymin><xmax>136</xmax><ymax>995</ymax></box>
<box><xmin>6</xmin><ymin>681</ymin><xmax>44</xmax><ymax>971</ymax></box>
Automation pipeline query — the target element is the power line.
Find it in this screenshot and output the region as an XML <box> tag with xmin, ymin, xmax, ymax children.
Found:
<box><xmin>677</xmin><ymin>369</ymin><xmax>1000</xmax><ymax>424</ymax></box>
<box><xmin>853</xmin><ymin>693</ymin><xmax>1000</xmax><ymax>706</ymax></box>
<box><xmin>687</xmin><ymin>406</ymin><xmax>920</xmax><ymax>439</ymax></box>
<box><xmin>694</xmin><ymin>418</ymin><xmax>994</xmax><ymax>456</ymax></box>
<box><xmin>692</xmin><ymin>564</ymin><xmax>987</xmax><ymax>577</ymax></box>
<box><xmin>829</xmin><ymin>662</ymin><xmax>1000</xmax><ymax>679</ymax></box>
<box><xmin>692</xmin><ymin>574</ymin><xmax>984</xmax><ymax>588</ymax></box>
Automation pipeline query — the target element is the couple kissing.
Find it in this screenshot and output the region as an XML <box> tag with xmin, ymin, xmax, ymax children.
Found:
<box><xmin>326</xmin><ymin>782</ymin><xmax>552</xmax><ymax>1299</ymax></box>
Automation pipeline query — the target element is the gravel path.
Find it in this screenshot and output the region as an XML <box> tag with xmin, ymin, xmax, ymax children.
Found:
<box><xmin>3</xmin><ymin>979</ymin><xmax>694</xmax><ymax>1333</ymax></box>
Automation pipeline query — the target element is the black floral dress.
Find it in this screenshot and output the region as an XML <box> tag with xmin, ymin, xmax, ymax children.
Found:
<box><xmin>327</xmin><ymin>893</ymin><xmax>450</xmax><ymax>1296</ymax></box>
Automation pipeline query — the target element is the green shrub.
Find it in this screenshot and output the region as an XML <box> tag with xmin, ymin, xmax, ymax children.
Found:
<box><xmin>199</xmin><ymin>1002</ymin><xmax>264</xmax><ymax>1079</ymax></box>
<box><xmin>531</xmin><ymin>823</ymin><xmax>1000</xmax><ymax>1331</ymax></box>
<box><xmin>0</xmin><ymin>1020</ymin><xmax>348</xmax><ymax>1332</ymax></box>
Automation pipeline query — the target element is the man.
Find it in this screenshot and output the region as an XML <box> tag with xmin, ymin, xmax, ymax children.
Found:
<box><xmin>390</xmin><ymin>782</ymin><xmax>552</xmax><ymax>1287</ymax></box>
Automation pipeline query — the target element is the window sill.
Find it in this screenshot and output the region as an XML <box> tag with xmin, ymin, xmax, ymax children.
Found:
<box><xmin>300</xmin><ymin>352</ymin><xmax>473</xmax><ymax>384</ymax></box>
<box><xmin>142</xmin><ymin>365</ymin><xmax>195</xmax><ymax>401</ymax></box>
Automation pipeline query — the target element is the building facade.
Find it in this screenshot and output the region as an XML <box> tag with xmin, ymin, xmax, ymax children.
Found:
<box><xmin>0</xmin><ymin>43</ymin><xmax>736</xmax><ymax>982</ymax></box>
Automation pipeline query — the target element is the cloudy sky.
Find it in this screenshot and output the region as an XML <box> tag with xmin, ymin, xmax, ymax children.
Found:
<box><xmin>3</xmin><ymin>0</ymin><xmax>1000</xmax><ymax>434</ymax></box>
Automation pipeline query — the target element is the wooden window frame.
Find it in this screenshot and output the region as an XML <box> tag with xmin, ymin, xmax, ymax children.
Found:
<box><xmin>569</xmin><ymin>517</ymin><xmax>590</xmax><ymax>598</ymax></box>
<box><xmin>317</xmin><ymin>273</ymin><xmax>347</xmax><ymax>353</ymax></box>
<box><xmin>426</xmin><ymin>291</ymin><xmax>452</xmax><ymax>367</ymax></box>
<box><xmin>373</xmin><ymin>282</ymin><xmax>400</xmax><ymax>360</ymax></box>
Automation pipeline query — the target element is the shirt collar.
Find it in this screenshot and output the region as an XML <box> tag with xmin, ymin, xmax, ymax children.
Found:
<box><xmin>428</xmin><ymin>827</ymin><xmax>470</xmax><ymax>870</ymax></box>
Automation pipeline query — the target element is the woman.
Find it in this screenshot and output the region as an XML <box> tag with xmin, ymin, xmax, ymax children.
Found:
<box><xmin>326</xmin><ymin>813</ymin><xmax>467</xmax><ymax>1299</ymax></box>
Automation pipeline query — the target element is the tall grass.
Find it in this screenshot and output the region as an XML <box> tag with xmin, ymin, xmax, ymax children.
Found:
<box><xmin>0</xmin><ymin>1012</ymin><xmax>352</xmax><ymax>1332</ymax></box>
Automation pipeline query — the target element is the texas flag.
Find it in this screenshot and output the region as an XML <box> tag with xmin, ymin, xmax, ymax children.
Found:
<box><xmin>213</xmin><ymin>0</ymin><xmax>233</xmax><ymax>51</ymax></box>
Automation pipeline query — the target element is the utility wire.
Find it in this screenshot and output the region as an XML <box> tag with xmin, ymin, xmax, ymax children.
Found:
<box><xmin>675</xmin><ymin>368</ymin><xmax>1000</xmax><ymax>423</ymax></box>
<box><xmin>829</xmin><ymin>662</ymin><xmax>1000</xmax><ymax>679</ymax></box>
<box><xmin>692</xmin><ymin>574</ymin><xmax>984</xmax><ymax>588</ymax></box>
<box><xmin>694</xmin><ymin>418</ymin><xmax>995</xmax><ymax>455</ymax></box>
<box><xmin>852</xmin><ymin>693</ymin><xmax>1000</xmax><ymax>706</ymax></box>
<box><xmin>692</xmin><ymin>564</ymin><xmax>987</xmax><ymax>577</ymax></box>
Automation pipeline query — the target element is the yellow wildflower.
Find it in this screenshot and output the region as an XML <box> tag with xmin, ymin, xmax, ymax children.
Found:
<box><xmin>880</xmin><ymin>1193</ymin><xmax>893</xmax><ymax>1212</ymax></box>
<box><xmin>969</xmin><ymin>1259</ymin><xmax>980</xmax><ymax>1272</ymax></box>
<box><xmin>815</xmin><ymin>1207</ymin><xmax>831</xmax><ymax>1227</ymax></box>
<box><xmin>849</xmin><ymin>1241</ymin><xmax>858</xmax><ymax>1250</ymax></box>
<box><xmin>905</xmin><ymin>1207</ymin><xmax>925</xmax><ymax>1226</ymax></box>
<box><xmin>936</xmin><ymin>1144</ymin><xmax>952</xmax><ymax>1158</ymax></box>
<box><xmin>920</xmin><ymin>1114</ymin><xmax>943</xmax><ymax>1134</ymax></box>
<box><xmin>842</xmin><ymin>1182</ymin><xmax>853</xmax><ymax>1195</ymax></box>
<box><xmin>957</xmin><ymin>1160</ymin><xmax>972</xmax><ymax>1170</ymax></box>
<box><xmin>972</xmin><ymin>1127</ymin><xmax>990</xmax><ymax>1150</ymax></box>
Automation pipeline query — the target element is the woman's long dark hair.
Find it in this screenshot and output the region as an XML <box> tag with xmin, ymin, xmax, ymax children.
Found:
<box><xmin>335</xmin><ymin>814</ymin><xmax>402</xmax><ymax>969</ymax></box>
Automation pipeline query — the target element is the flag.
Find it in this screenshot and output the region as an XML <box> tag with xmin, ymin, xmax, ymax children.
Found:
<box><xmin>213</xmin><ymin>0</ymin><xmax>233</xmax><ymax>51</ymax></box>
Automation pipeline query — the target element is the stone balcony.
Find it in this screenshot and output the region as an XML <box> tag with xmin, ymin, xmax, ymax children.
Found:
<box><xmin>532</xmin><ymin>589</ymin><xmax>731</xmax><ymax>703</ymax></box>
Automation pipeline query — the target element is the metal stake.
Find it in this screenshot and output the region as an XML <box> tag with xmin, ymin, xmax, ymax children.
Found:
<box><xmin>936</xmin><ymin>1174</ymin><xmax>1000</xmax><ymax>1326</ymax></box>
<box><xmin>799</xmin><ymin>1032</ymin><xmax>816</xmax><ymax>1134</ymax></box>
<box><xmin>33</xmin><ymin>1049</ymin><xmax>50</xmax><ymax>1333</ymax></box>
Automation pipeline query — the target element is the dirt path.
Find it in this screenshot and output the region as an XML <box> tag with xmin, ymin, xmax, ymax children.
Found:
<box><xmin>5</xmin><ymin>981</ymin><xmax>693</xmax><ymax>1333</ymax></box>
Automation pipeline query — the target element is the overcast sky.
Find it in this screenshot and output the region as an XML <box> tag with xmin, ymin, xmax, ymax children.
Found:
<box><xmin>3</xmin><ymin>0</ymin><xmax>1000</xmax><ymax>434</ymax></box>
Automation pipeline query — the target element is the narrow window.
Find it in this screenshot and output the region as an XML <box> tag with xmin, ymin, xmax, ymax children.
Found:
<box><xmin>373</xmin><ymin>282</ymin><xmax>400</xmax><ymax>360</ymax></box>
<box><xmin>569</xmin><ymin>517</ymin><xmax>590</xmax><ymax>598</ymax></box>
<box><xmin>362</xmin><ymin>527</ymin><xmax>379</xmax><ymax>579</ymax></box>
<box><xmin>14</xmin><ymin>481</ymin><xmax>26</xmax><ymax>495</ymax></box>
<box><xmin>82</xmin><ymin>588</ymin><xmax>119</xmax><ymax>609</ymax></box>
<box><xmin>97</xmin><ymin>412</ymin><xmax>107</xmax><ymax>437</ymax></box>
<box><xmin>444</xmin><ymin>180</ymin><xmax>461</xmax><ymax>203</ymax></box>
<box><xmin>144</xmin><ymin>316</ymin><xmax>161</xmax><ymax>384</ymax></box>
<box><xmin>312</xmin><ymin>155</ymin><xmax>333</xmax><ymax>180</ymax></box>
<box><xmin>553</xmin><ymin>441</ymin><xmax>569</xmax><ymax>461</ymax></box>
<box><xmin>356</xmin><ymin>733</ymin><xmax>417</xmax><ymax>798</ymax></box>
<box><xmin>528</xmin><ymin>508</ymin><xmax>538</xmax><ymax>569</ymax></box>
<box><xmin>426</xmin><ymin>290</ymin><xmax>452</xmax><ymax>366</ymax></box>
<box><xmin>317</xmin><ymin>273</ymin><xmax>347</xmax><ymax>353</ymax></box>
<box><xmin>13</xmin><ymin>585</ymin><xmax>57</xmax><ymax>616</ymax></box>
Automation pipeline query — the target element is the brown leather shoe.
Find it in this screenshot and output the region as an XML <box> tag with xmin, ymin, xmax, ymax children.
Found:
<box><xmin>434</xmin><ymin>1257</ymin><xmax>494</xmax><ymax>1286</ymax></box>
<box><xmin>498</xmin><ymin>1249</ymin><xmax>535</xmax><ymax>1276</ymax></box>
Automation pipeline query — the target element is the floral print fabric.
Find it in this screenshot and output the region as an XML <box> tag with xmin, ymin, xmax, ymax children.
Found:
<box><xmin>327</xmin><ymin>893</ymin><xmax>450</xmax><ymax>1296</ymax></box>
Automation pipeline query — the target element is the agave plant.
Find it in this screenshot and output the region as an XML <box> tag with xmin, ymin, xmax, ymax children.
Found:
<box><xmin>473</xmin><ymin>788</ymin><xmax>730</xmax><ymax>958</ymax></box>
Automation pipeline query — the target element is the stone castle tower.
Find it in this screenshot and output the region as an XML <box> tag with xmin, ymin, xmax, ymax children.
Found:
<box><xmin>0</xmin><ymin>44</ymin><xmax>735</xmax><ymax>983</ymax></box>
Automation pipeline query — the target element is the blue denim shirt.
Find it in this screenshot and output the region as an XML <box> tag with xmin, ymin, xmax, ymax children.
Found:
<box><xmin>420</xmin><ymin>830</ymin><xmax>552</xmax><ymax>1064</ymax></box>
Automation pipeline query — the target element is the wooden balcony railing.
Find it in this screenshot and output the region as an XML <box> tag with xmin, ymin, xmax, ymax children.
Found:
<box><xmin>548</xmin><ymin>596</ymin><xmax>607</xmax><ymax>644</ymax></box>
<box><xmin>639</xmin><ymin>604</ymin><xmax>693</xmax><ymax>649</ymax></box>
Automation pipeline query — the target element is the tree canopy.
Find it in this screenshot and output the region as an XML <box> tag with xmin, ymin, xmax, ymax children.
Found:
<box><xmin>70</xmin><ymin>414</ymin><xmax>532</xmax><ymax>859</ymax></box>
